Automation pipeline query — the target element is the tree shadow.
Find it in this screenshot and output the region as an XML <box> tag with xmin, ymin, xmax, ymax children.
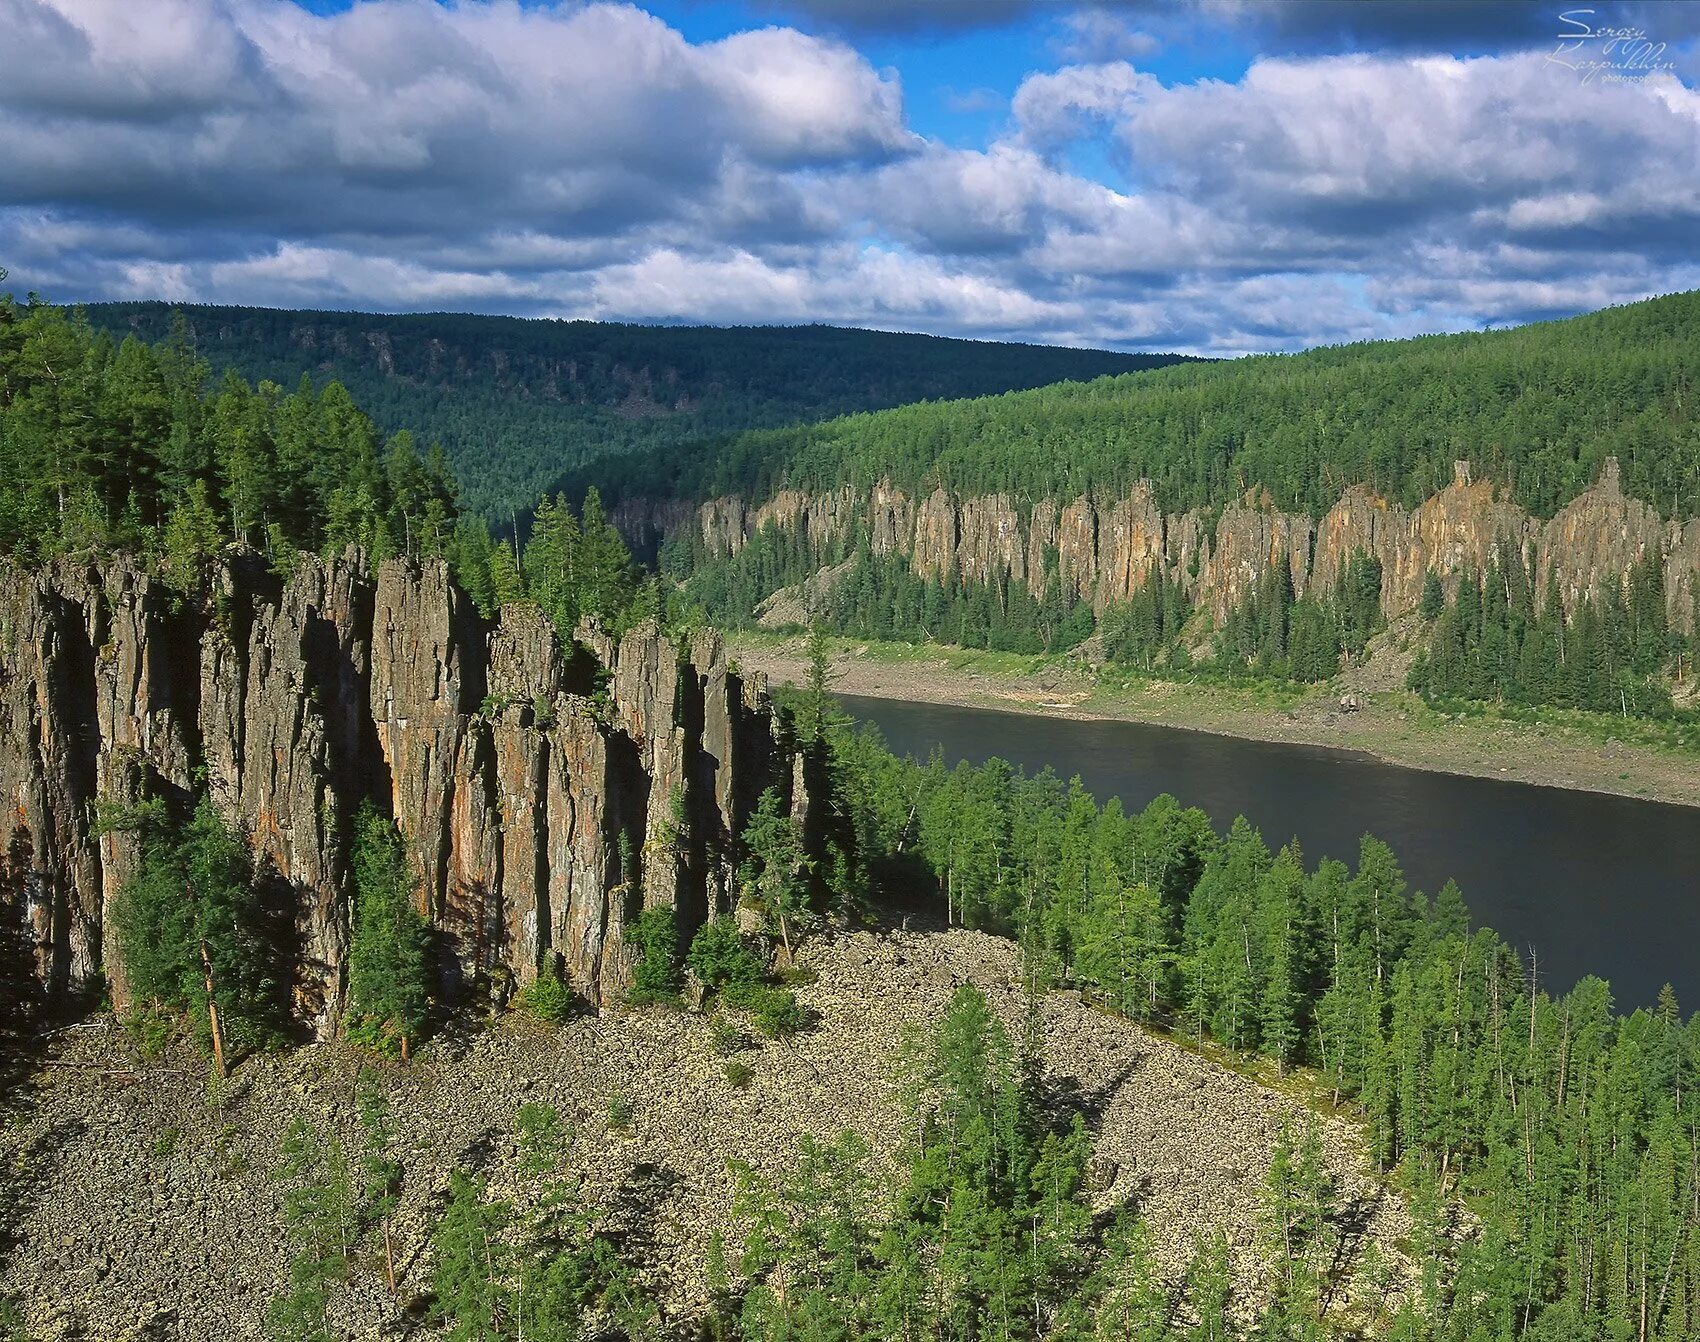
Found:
<box><xmin>598</xmin><ymin>1160</ymin><xmax>681</xmax><ymax>1272</ymax></box>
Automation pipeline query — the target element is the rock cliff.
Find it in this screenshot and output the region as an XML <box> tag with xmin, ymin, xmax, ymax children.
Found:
<box><xmin>691</xmin><ymin>457</ymin><xmax>1698</xmax><ymax>631</ymax></box>
<box><xmin>0</xmin><ymin>554</ymin><xmax>794</xmax><ymax>1032</ymax></box>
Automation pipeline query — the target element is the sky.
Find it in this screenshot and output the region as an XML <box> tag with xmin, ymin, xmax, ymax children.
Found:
<box><xmin>1</xmin><ymin>0</ymin><xmax>1698</xmax><ymax>356</ymax></box>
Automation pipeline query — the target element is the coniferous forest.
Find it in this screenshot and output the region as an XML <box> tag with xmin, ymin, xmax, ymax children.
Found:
<box><xmin>609</xmin><ymin>290</ymin><xmax>1700</xmax><ymax>521</ymax></box>
<box><xmin>9</xmin><ymin>0</ymin><xmax>1700</xmax><ymax>1337</ymax></box>
<box><xmin>653</xmin><ymin>292</ymin><xmax>1700</xmax><ymax>725</ymax></box>
<box><xmin>84</xmin><ymin>301</ymin><xmax>1184</xmax><ymax>520</ymax></box>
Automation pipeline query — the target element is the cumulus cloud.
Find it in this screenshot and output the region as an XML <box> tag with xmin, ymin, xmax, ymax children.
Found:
<box><xmin>736</xmin><ymin>0</ymin><xmax>1700</xmax><ymax>53</ymax></box>
<box><xmin>0</xmin><ymin>0</ymin><xmax>911</xmax><ymax>236</ymax></box>
<box><xmin>1051</xmin><ymin>11</ymin><xmax>1160</xmax><ymax>64</ymax></box>
<box><xmin>0</xmin><ymin>0</ymin><xmax>1695</xmax><ymax>354</ymax></box>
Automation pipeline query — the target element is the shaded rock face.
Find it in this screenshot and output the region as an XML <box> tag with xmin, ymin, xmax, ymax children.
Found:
<box><xmin>691</xmin><ymin>458</ymin><xmax>1698</xmax><ymax>632</ymax></box>
<box><xmin>0</xmin><ymin>555</ymin><xmax>793</xmax><ymax>1031</ymax></box>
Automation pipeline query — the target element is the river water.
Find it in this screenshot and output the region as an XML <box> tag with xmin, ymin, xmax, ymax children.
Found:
<box><xmin>840</xmin><ymin>694</ymin><xmax>1700</xmax><ymax>1011</ymax></box>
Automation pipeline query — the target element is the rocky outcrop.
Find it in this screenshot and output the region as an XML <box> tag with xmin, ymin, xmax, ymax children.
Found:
<box><xmin>0</xmin><ymin>554</ymin><xmax>796</xmax><ymax>1030</ymax></box>
<box><xmin>691</xmin><ymin>457</ymin><xmax>1700</xmax><ymax>632</ymax></box>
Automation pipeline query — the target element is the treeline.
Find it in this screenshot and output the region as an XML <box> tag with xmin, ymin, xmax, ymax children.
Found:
<box><xmin>1409</xmin><ymin>551</ymin><xmax>1696</xmax><ymax>715</ymax></box>
<box><xmin>614</xmin><ymin>289</ymin><xmax>1700</xmax><ymax>522</ymax></box>
<box><xmin>0</xmin><ymin>283</ymin><xmax>461</xmax><ymax>576</ymax></box>
<box><xmin>817</xmin><ymin>718</ymin><xmax>1700</xmax><ymax>1341</ymax></box>
<box><xmin>673</xmin><ymin>506</ymin><xmax>1700</xmax><ymax>722</ymax></box>
<box><xmin>86</xmin><ymin>301</ymin><xmax>1182</xmax><ymax>519</ymax></box>
<box><xmin>0</xmin><ymin>279</ymin><xmax>666</xmax><ymax>648</ymax></box>
<box><xmin>672</xmin><ymin>527</ymin><xmax>1100</xmax><ymax>655</ymax></box>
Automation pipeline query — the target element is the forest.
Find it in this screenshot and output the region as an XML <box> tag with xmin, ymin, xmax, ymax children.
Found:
<box><xmin>85</xmin><ymin>301</ymin><xmax>1182</xmax><ymax>519</ymax></box>
<box><xmin>664</xmin><ymin>514</ymin><xmax>1699</xmax><ymax>722</ymax></box>
<box><xmin>607</xmin><ymin>289</ymin><xmax>1700</xmax><ymax>521</ymax></box>
<box><xmin>0</xmin><ymin>280</ymin><xmax>657</xmax><ymax>640</ymax></box>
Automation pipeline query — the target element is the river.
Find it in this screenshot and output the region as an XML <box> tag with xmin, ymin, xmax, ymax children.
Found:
<box><xmin>840</xmin><ymin>694</ymin><xmax>1700</xmax><ymax>1010</ymax></box>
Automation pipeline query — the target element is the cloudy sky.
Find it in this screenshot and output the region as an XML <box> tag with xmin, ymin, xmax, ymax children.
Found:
<box><xmin>2</xmin><ymin>0</ymin><xmax>1698</xmax><ymax>354</ymax></box>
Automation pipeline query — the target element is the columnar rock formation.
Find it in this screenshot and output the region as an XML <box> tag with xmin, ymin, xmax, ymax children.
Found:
<box><xmin>0</xmin><ymin>554</ymin><xmax>792</xmax><ymax>1032</ymax></box>
<box><xmin>692</xmin><ymin>458</ymin><xmax>1699</xmax><ymax>631</ymax></box>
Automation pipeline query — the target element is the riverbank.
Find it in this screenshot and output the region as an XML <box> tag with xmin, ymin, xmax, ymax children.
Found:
<box><xmin>732</xmin><ymin>633</ymin><xmax>1700</xmax><ymax>810</ymax></box>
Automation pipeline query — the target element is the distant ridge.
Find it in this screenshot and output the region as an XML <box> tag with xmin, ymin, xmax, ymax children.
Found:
<box><xmin>84</xmin><ymin>301</ymin><xmax>1192</xmax><ymax>517</ymax></box>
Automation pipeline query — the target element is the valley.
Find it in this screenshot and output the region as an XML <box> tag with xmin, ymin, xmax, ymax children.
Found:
<box><xmin>9</xmin><ymin>6</ymin><xmax>1700</xmax><ymax>1340</ymax></box>
<box><xmin>4</xmin><ymin>268</ymin><xmax>1699</xmax><ymax>1342</ymax></box>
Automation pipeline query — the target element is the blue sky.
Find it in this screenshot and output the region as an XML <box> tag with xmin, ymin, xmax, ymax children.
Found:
<box><xmin>2</xmin><ymin>0</ymin><xmax>1697</xmax><ymax>354</ymax></box>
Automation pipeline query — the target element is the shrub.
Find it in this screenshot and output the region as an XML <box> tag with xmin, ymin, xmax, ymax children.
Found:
<box><xmin>125</xmin><ymin>1002</ymin><xmax>178</xmax><ymax>1059</ymax></box>
<box><xmin>517</xmin><ymin>1102</ymin><xmax>567</xmax><ymax>1173</ymax></box>
<box><xmin>724</xmin><ymin>1060</ymin><xmax>754</xmax><ymax>1090</ymax></box>
<box><xmin>628</xmin><ymin>906</ymin><xmax>681</xmax><ymax>1004</ymax></box>
<box><xmin>709</xmin><ymin>1014</ymin><xmax>751</xmax><ymax>1056</ymax></box>
<box><xmin>606</xmin><ymin>1094</ymin><xmax>634</xmax><ymax>1131</ymax></box>
<box><xmin>687</xmin><ymin>916</ymin><xmax>765</xmax><ymax>990</ymax></box>
<box><xmin>516</xmin><ymin>968</ymin><xmax>572</xmax><ymax>1024</ymax></box>
<box><xmin>722</xmin><ymin>982</ymin><xmax>815</xmax><ymax>1040</ymax></box>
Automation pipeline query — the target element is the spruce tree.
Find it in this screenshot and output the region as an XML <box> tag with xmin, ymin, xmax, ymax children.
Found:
<box><xmin>347</xmin><ymin>806</ymin><xmax>431</xmax><ymax>1061</ymax></box>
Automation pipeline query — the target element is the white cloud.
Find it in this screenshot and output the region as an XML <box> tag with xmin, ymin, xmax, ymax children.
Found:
<box><xmin>0</xmin><ymin>0</ymin><xmax>1694</xmax><ymax>355</ymax></box>
<box><xmin>1051</xmin><ymin>11</ymin><xmax>1160</xmax><ymax>64</ymax></box>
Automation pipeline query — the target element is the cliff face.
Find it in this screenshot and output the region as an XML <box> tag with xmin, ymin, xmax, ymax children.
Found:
<box><xmin>692</xmin><ymin>458</ymin><xmax>1698</xmax><ymax>632</ymax></box>
<box><xmin>0</xmin><ymin>555</ymin><xmax>792</xmax><ymax>1032</ymax></box>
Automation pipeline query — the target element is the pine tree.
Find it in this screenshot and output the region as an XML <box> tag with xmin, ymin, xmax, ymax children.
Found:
<box><xmin>738</xmin><ymin>787</ymin><xmax>814</xmax><ymax>959</ymax></box>
<box><xmin>432</xmin><ymin>1171</ymin><xmax>513</xmax><ymax>1341</ymax></box>
<box><xmin>111</xmin><ymin>795</ymin><xmax>284</xmax><ymax>1062</ymax></box>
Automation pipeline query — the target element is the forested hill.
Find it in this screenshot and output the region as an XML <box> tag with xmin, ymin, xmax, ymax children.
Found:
<box><xmin>612</xmin><ymin>289</ymin><xmax>1700</xmax><ymax>521</ymax></box>
<box><xmin>84</xmin><ymin>302</ymin><xmax>1185</xmax><ymax>517</ymax></box>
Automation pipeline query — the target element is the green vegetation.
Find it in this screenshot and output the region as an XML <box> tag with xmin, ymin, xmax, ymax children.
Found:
<box><xmin>626</xmin><ymin>906</ymin><xmax>682</xmax><ymax>1005</ymax></box>
<box><xmin>86</xmin><ymin>301</ymin><xmax>1180</xmax><ymax>519</ymax></box>
<box><xmin>808</xmin><ymin>713</ymin><xmax>1700</xmax><ymax>1340</ymax></box>
<box><xmin>635</xmin><ymin>289</ymin><xmax>1700</xmax><ymax>520</ymax></box>
<box><xmin>346</xmin><ymin>806</ymin><xmax>432</xmax><ymax>1060</ymax></box>
<box><xmin>686</xmin><ymin>915</ymin><xmax>814</xmax><ymax>1040</ymax></box>
<box><xmin>735</xmin><ymin>787</ymin><xmax>815</xmax><ymax>958</ymax></box>
<box><xmin>514</xmin><ymin>964</ymin><xmax>574</xmax><ymax>1025</ymax></box>
<box><xmin>720</xmin><ymin>980</ymin><xmax>814</xmax><ymax>1040</ymax></box>
<box><xmin>1409</xmin><ymin>550</ymin><xmax>1694</xmax><ymax>717</ymax></box>
<box><xmin>0</xmin><ymin>279</ymin><xmax>660</xmax><ymax>653</ymax></box>
<box><xmin>109</xmin><ymin>795</ymin><xmax>288</xmax><ymax>1063</ymax></box>
<box><xmin>0</xmin><ymin>283</ymin><xmax>462</xmax><ymax>575</ymax></box>
<box><xmin>688</xmin><ymin>916</ymin><xmax>767</xmax><ymax>992</ymax></box>
<box><xmin>428</xmin><ymin>1111</ymin><xmax>658</xmax><ymax>1341</ymax></box>
<box><xmin>663</xmin><ymin>292</ymin><xmax>1700</xmax><ymax>721</ymax></box>
<box><xmin>268</xmin><ymin>1115</ymin><xmax>358</xmax><ymax>1342</ymax></box>
<box><xmin>724</xmin><ymin>984</ymin><xmax>1354</xmax><ymax>1340</ymax></box>
<box><xmin>724</xmin><ymin>1059</ymin><xmax>755</xmax><ymax>1090</ymax></box>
